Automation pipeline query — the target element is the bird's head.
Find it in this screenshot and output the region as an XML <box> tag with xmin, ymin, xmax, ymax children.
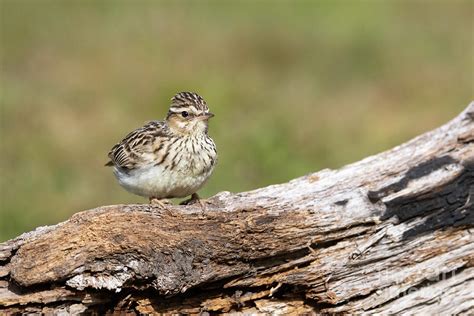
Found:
<box><xmin>166</xmin><ymin>92</ymin><xmax>214</xmax><ymax>135</ymax></box>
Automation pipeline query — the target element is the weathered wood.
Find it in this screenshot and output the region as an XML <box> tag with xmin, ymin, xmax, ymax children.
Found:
<box><xmin>1</xmin><ymin>102</ymin><xmax>473</xmax><ymax>315</ymax></box>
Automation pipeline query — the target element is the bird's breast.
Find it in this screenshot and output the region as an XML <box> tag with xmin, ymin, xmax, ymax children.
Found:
<box><xmin>170</xmin><ymin>135</ymin><xmax>217</xmax><ymax>176</ymax></box>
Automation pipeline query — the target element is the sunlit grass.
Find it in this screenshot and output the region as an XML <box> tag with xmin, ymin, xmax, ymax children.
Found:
<box><xmin>0</xmin><ymin>0</ymin><xmax>472</xmax><ymax>241</ymax></box>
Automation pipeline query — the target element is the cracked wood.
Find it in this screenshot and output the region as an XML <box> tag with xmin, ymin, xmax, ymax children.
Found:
<box><xmin>1</xmin><ymin>102</ymin><xmax>473</xmax><ymax>315</ymax></box>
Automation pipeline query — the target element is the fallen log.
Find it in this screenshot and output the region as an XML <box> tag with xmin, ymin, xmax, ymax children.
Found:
<box><xmin>1</xmin><ymin>102</ymin><xmax>473</xmax><ymax>315</ymax></box>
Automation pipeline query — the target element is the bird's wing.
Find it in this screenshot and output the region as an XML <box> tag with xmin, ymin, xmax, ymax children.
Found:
<box><xmin>106</xmin><ymin>121</ymin><xmax>171</xmax><ymax>170</ymax></box>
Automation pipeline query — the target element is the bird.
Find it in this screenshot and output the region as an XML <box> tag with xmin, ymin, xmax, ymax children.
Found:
<box><xmin>105</xmin><ymin>92</ymin><xmax>217</xmax><ymax>209</ymax></box>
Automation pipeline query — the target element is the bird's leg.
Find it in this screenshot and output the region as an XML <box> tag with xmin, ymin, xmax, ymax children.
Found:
<box><xmin>180</xmin><ymin>193</ymin><xmax>207</xmax><ymax>211</ymax></box>
<box><xmin>149</xmin><ymin>197</ymin><xmax>172</xmax><ymax>209</ymax></box>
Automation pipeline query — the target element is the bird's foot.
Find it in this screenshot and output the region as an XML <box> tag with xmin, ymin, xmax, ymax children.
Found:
<box><xmin>180</xmin><ymin>193</ymin><xmax>207</xmax><ymax>211</ymax></box>
<box><xmin>149</xmin><ymin>197</ymin><xmax>172</xmax><ymax>209</ymax></box>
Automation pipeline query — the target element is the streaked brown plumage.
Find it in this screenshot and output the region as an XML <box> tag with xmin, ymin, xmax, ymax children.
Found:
<box><xmin>106</xmin><ymin>92</ymin><xmax>217</xmax><ymax>206</ymax></box>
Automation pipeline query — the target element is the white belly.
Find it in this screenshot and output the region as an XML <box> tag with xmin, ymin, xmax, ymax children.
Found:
<box><xmin>113</xmin><ymin>163</ymin><xmax>214</xmax><ymax>199</ymax></box>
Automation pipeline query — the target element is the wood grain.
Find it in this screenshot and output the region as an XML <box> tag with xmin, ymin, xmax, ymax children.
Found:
<box><xmin>1</xmin><ymin>102</ymin><xmax>473</xmax><ymax>315</ymax></box>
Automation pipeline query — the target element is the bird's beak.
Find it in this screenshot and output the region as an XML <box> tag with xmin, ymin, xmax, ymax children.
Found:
<box><xmin>197</xmin><ymin>112</ymin><xmax>215</xmax><ymax>121</ymax></box>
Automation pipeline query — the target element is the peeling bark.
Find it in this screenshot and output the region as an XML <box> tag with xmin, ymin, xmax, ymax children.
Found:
<box><xmin>1</xmin><ymin>103</ymin><xmax>473</xmax><ymax>315</ymax></box>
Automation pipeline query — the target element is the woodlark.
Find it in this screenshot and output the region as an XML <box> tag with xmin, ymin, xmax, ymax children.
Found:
<box><xmin>106</xmin><ymin>92</ymin><xmax>217</xmax><ymax>208</ymax></box>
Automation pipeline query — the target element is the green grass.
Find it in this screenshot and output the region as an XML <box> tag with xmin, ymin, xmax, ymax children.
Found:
<box><xmin>1</xmin><ymin>0</ymin><xmax>472</xmax><ymax>241</ymax></box>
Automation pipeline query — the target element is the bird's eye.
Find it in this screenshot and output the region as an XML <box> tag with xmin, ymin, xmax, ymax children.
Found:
<box><xmin>181</xmin><ymin>111</ymin><xmax>189</xmax><ymax>118</ymax></box>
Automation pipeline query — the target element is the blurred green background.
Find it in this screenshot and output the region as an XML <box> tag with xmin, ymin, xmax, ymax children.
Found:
<box><xmin>0</xmin><ymin>1</ymin><xmax>472</xmax><ymax>241</ymax></box>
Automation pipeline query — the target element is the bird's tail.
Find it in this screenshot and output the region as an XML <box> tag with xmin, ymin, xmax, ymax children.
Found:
<box><xmin>105</xmin><ymin>161</ymin><xmax>114</xmax><ymax>167</ymax></box>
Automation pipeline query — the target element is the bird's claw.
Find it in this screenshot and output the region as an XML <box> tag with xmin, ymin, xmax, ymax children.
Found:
<box><xmin>149</xmin><ymin>197</ymin><xmax>172</xmax><ymax>210</ymax></box>
<box><xmin>181</xmin><ymin>193</ymin><xmax>207</xmax><ymax>211</ymax></box>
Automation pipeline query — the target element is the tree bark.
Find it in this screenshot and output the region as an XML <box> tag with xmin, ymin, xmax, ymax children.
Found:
<box><xmin>1</xmin><ymin>103</ymin><xmax>473</xmax><ymax>315</ymax></box>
